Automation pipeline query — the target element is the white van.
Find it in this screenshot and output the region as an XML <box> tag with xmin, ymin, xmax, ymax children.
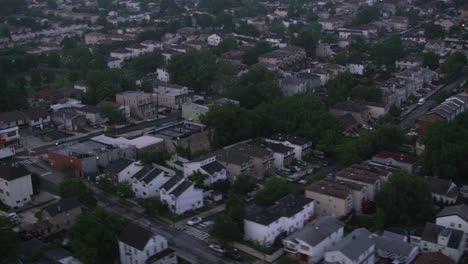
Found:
<box><xmin>417</xmin><ymin>98</ymin><xmax>425</xmax><ymax>106</ymax></box>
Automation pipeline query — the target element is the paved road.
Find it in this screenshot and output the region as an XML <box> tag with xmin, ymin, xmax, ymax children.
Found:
<box><xmin>26</xmin><ymin>113</ymin><xmax>180</xmax><ymax>155</ymax></box>
<box><xmin>398</xmin><ymin>76</ymin><xmax>467</xmax><ymax>127</ymax></box>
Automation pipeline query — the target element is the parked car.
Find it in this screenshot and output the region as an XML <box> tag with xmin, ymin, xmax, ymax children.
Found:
<box><xmin>209</xmin><ymin>244</ymin><xmax>226</xmax><ymax>254</ymax></box>
<box><xmin>224</xmin><ymin>249</ymin><xmax>242</xmax><ymax>260</ymax></box>
<box><xmin>417</xmin><ymin>98</ymin><xmax>426</xmax><ymax>106</ymax></box>
<box><xmin>187</xmin><ymin>217</ymin><xmax>202</xmax><ymax>226</ymax></box>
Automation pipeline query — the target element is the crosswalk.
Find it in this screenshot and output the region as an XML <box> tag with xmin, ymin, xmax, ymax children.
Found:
<box><xmin>177</xmin><ymin>225</ymin><xmax>210</xmax><ymax>241</ymax></box>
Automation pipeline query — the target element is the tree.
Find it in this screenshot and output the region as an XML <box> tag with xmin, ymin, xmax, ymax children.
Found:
<box><xmin>0</xmin><ymin>217</ymin><xmax>20</xmax><ymax>264</ymax></box>
<box><xmin>235</xmin><ymin>22</ymin><xmax>260</xmax><ymax>37</ymax></box>
<box><xmin>136</xmin><ymin>29</ymin><xmax>163</xmax><ymax>42</ymax></box>
<box><xmin>69</xmin><ymin>209</ymin><xmax>127</xmax><ymax>264</ymax></box>
<box><xmin>327</xmin><ymin>73</ymin><xmax>358</xmax><ymax>103</ymax></box>
<box><xmin>421</xmin><ymin>114</ymin><xmax>468</xmax><ymax>183</ymax></box>
<box><xmin>213</xmin><ymin>214</ymin><xmax>243</xmax><ymax>242</ymax></box>
<box><xmin>167</xmin><ymin>50</ymin><xmax>228</xmax><ymax>93</ymax></box>
<box><xmin>254</xmin><ymin>177</ymin><xmax>292</xmax><ymax>206</ymax></box>
<box><xmin>292</xmin><ymin>22</ymin><xmax>322</xmax><ymax>57</ymax></box>
<box><xmin>215</xmin><ymin>36</ymin><xmax>238</xmax><ymax>54</ymax></box>
<box><xmin>423</xmin><ymin>52</ymin><xmax>440</xmax><ymax>70</ymax></box>
<box><xmin>424</xmin><ymin>23</ymin><xmax>446</xmax><ymax>40</ymax></box>
<box><xmin>100</xmin><ymin>105</ymin><xmax>124</xmax><ymax>124</ymax></box>
<box><xmin>140</xmin><ymin>197</ymin><xmax>166</xmax><ymax>217</ymax></box>
<box><xmin>61</xmin><ymin>36</ymin><xmax>78</xmax><ymax>50</ymax></box>
<box><xmin>116</xmin><ymin>181</ymin><xmax>135</xmax><ymax>199</ymax></box>
<box><xmin>139</xmin><ymin>151</ymin><xmax>169</xmax><ymax>165</ymax></box>
<box><xmin>97</xmin><ymin>0</ymin><xmax>113</xmax><ymax>8</ymax></box>
<box><xmin>225</xmin><ymin>66</ymin><xmax>281</xmax><ymax>108</ymax></box>
<box><xmin>196</xmin><ymin>14</ymin><xmax>214</xmax><ymax>28</ymax></box>
<box><xmin>188</xmin><ymin>171</ymin><xmax>208</xmax><ymax>189</ymax></box>
<box><xmin>241</xmin><ymin>41</ymin><xmax>273</xmax><ymax>65</ymax></box>
<box><xmin>59</xmin><ymin>178</ymin><xmax>97</xmax><ymax>207</ymax></box>
<box><xmin>225</xmin><ymin>193</ymin><xmax>244</xmax><ymax>226</ymax></box>
<box><xmin>47</xmin><ymin>0</ymin><xmax>57</xmax><ymax>9</ymax></box>
<box><xmin>353</xmin><ymin>6</ymin><xmax>380</xmax><ymax>25</ymax></box>
<box><xmin>377</xmin><ymin>170</ymin><xmax>434</xmax><ymax>227</ymax></box>
<box><xmin>441</xmin><ymin>52</ymin><xmax>467</xmax><ymax>76</ymax></box>
<box><xmin>127</xmin><ymin>51</ymin><xmax>164</xmax><ymax>76</ymax></box>
<box><xmin>370</xmin><ymin>36</ymin><xmax>406</xmax><ymax>67</ymax></box>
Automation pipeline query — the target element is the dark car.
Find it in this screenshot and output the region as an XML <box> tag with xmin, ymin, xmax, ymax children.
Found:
<box><xmin>224</xmin><ymin>249</ymin><xmax>242</xmax><ymax>260</ymax></box>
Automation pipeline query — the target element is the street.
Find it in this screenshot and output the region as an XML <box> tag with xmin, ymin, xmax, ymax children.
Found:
<box><xmin>398</xmin><ymin>75</ymin><xmax>467</xmax><ymax>127</ymax></box>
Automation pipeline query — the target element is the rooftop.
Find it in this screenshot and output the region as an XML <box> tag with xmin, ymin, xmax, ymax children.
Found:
<box><xmin>105</xmin><ymin>158</ymin><xmax>134</xmax><ymax>174</ymax></box>
<box><xmin>437</xmin><ymin>204</ymin><xmax>468</xmax><ymax>223</ymax></box>
<box><xmin>42</xmin><ymin>197</ymin><xmax>81</xmax><ymax>217</ymax></box>
<box><xmin>284</xmin><ymin>216</ymin><xmax>344</xmax><ymax>246</ymax></box>
<box><xmin>420</xmin><ymin>223</ymin><xmax>464</xmax><ymax>249</ymax></box>
<box><xmin>0</xmin><ymin>163</ymin><xmax>30</xmax><ymax>181</ymax></box>
<box><xmin>119</xmin><ymin>222</ymin><xmax>154</xmax><ymax>251</ymax></box>
<box><xmin>327</xmin><ymin>228</ymin><xmax>373</xmax><ymax>262</ymax></box>
<box><xmin>245</xmin><ymin>194</ymin><xmax>313</xmax><ymax>226</ymax></box>
<box><xmin>201</xmin><ymin>161</ymin><xmax>226</xmax><ymax>175</ymax></box>
<box><xmin>372</xmin><ymin>151</ymin><xmax>418</xmax><ymax>165</ymax></box>
<box><xmin>426</xmin><ymin>177</ymin><xmax>458</xmax><ymax>198</ymax></box>
<box><xmin>306</xmin><ymin>178</ymin><xmax>361</xmax><ymax>199</ymax></box>
<box><xmin>170</xmin><ymin>180</ymin><xmax>194</xmax><ymax>197</ymax></box>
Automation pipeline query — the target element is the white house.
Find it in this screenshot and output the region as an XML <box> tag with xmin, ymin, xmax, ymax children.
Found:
<box><xmin>410</xmin><ymin>222</ymin><xmax>466</xmax><ymax>263</ymax></box>
<box><xmin>325</xmin><ymin>228</ymin><xmax>375</xmax><ymax>264</ymax></box>
<box><xmin>255</xmin><ymin>141</ymin><xmax>295</xmax><ymax>169</ymax></box>
<box><xmin>371</xmin><ymin>151</ymin><xmax>417</xmax><ymax>172</ymax></box>
<box><xmin>207</xmin><ymin>33</ymin><xmax>223</xmax><ymax>46</ymax></box>
<box><xmin>265</xmin><ymin>133</ymin><xmax>312</xmax><ymax>160</ymax></box>
<box><xmin>346</xmin><ymin>58</ymin><xmax>366</xmax><ymax>76</ymax></box>
<box><xmin>156</xmin><ymin>68</ymin><xmax>170</xmax><ymax>82</ymax></box>
<box><xmin>426</xmin><ymin>177</ymin><xmax>459</xmax><ymax>204</ymax></box>
<box><xmin>110</xmin><ymin>48</ymin><xmax>136</xmax><ymax>60</ymax></box>
<box><xmin>119</xmin><ymin>222</ymin><xmax>177</xmax><ymax>264</ymax></box>
<box><xmin>0</xmin><ymin>164</ymin><xmax>33</xmax><ymax>208</ymax></box>
<box><xmin>0</xmin><ymin>126</ymin><xmax>20</xmax><ymax>143</ymax></box>
<box><xmin>371</xmin><ymin>232</ymin><xmax>419</xmax><ymax>264</ymax></box>
<box><xmin>105</xmin><ymin>158</ymin><xmax>141</xmax><ymax>184</ymax></box>
<box><xmin>183</xmin><ymin>155</ymin><xmax>227</xmax><ymax>185</ymax></box>
<box><xmin>108</xmin><ymin>57</ymin><xmax>124</xmax><ymax>69</ymax></box>
<box><xmin>436</xmin><ymin>204</ymin><xmax>468</xmax><ymax>235</ymax></box>
<box><xmin>132</xmin><ymin>165</ymin><xmax>175</xmax><ymax>198</ymax></box>
<box><xmin>283</xmin><ymin>217</ymin><xmax>344</xmax><ymax>264</ymax></box>
<box><xmin>159</xmin><ymin>175</ymin><xmax>203</xmax><ymax>215</ymax></box>
<box><xmin>244</xmin><ymin>194</ymin><xmax>314</xmax><ymax>246</ymax></box>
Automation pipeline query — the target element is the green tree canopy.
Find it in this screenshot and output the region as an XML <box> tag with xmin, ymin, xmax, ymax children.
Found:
<box><xmin>292</xmin><ymin>22</ymin><xmax>322</xmax><ymax>57</ymax></box>
<box><xmin>59</xmin><ymin>178</ymin><xmax>97</xmax><ymax>207</ymax></box>
<box><xmin>441</xmin><ymin>52</ymin><xmax>467</xmax><ymax>76</ymax></box>
<box><xmin>424</xmin><ymin>23</ymin><xmax>446</xmax><ymax>40</ymax></box>
<box><xmin>127</xmin><ymin>51</ymin><xmax>164</xmax><ymax>77</ymax></box>
<box><xmin>377</xmin><ymin>170</ymin><xmax>434</xmax><ymax>227</ymax></box>
<box><xmin>241</xmin><ymin>41</ymin><xmax>273</xmax><ymax>65</ymax></box>
<box><xmin>69</xmin><ymin>209</ymin><xmax>127</xmax><ymax>264</ymax></box>
<box><xmin>255</xmin><ymin>177</ymin><xmax>292</xmax><ymax>206</ymax></box>
<box><xmin>224</xmin><ymin>65</ymin><xmax>281</xmax><ymax>108</ymax></box>
<box><xmin>353</xmin><ymin>6</ymin><xmax>380</xmax><ymax>25</ymax></box>
<box><xmin>423</xmin><ymin>51</ymin><xmax>440</xmax><ymax>70</ymax></box>
<box><xmin>0</xmin><ymin>217</ymin><xmax>20</xmax><ymax>264</ymax></box>
<box><xmin>370</xmin><ymin>36</ymin><xmax>406</xmax><ymax>67</ymax></box>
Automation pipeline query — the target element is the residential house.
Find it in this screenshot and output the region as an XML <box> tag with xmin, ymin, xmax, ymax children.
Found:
<box><xmin>244</xmin><ymin>194</ymin><xmax>314</xmax><ymax>246</ymax></box>
<box><xmin>418</xmin><ymin>94</ymin><xmax>468</xmax><ymax>136</ymax></box>
<box><xmin>251</xmin><ymin>140</ymin><xmax>295</xmax><ymax>169</ymax></box>
<box><xmin>365</xmin><ymin>89</ymin><xmax>398</xmax><ymax>118</ymax></box>
<box><xmin>116</xmin><ymin>91</ymin><xmax>156</xmax><ymax>120</ymax></box>
<box><xmin>92</xmin><ymin>134</ymin><xmax>165</xmax><ymax>157</ymax></box>
<box><xmin>215</xmin><ymin>149</ymin><xmax>253</xmax><ymax>181</ymax></box>
<box><xmin>153</xmin><ymin>82</ymin><xmax>191</xmax><ymax>110</ymax></box>
<box><xmin>371</xmin><ymin>232</ymin><xmax>419</xmax><ymax>264</ymax></box>
<box><xmin>0</xmin><ymin>163</ymin><xmax>33</xmax><ymax>208</ymax></box>
<box><xmin>283</xmin><ymin>217</ymin><xmax>344</xmax><ymax>263</ymax></box>
<box><xmin>381</xmin><ymin>77</ymin><xmax>416</xmax><ymax>106</ymax></box>
<box><xmin>51</xmin><ymin>109</ymin><xmax>87</xmax><ymax>131</ymax></box>
<box><xmin>34</xmin><ymin>89</ymin><xmax>65</xmax><ymax>103</ymax></box>
<box><xmin>335</xmin><ymin>165</ymin><xmax>387</xmax><ymax>201</ymax></box>
<box><xmin>104</xmin><ymin>158</ymin><xmax>138</xmax><ymax>184</ymax></box>
<box><xmin>258</xmin><ymin>46</ymin><xmax>306</xmax><ymax>68</ymax></box>
<box><xmin>228</xmin><ymin>143</ymin><xmax>274</xmax><ymax>178</ymax></box>
<box><xmin>395</xmin><ymin>55</ymin><xmax>423</xmax><ymax>69</ymax></box>
<box><xmin>0</xmin><ymin>110</ymin><xmax>28</xmax><ymax>132</ymax></box>
<box><xmin>21</xmin><ymin>108</ymin><xmax>51</xmax><ymax>131</ymax></box>
<box><xmin>48</xmin><ymin>140</ymin><xmax>136</xmax><ymax>178</ymax></box>
<box><xmin>410</xmin><ymin>223</ymin><xmax>466</xmax><ymax>263</ymax></box>
<box><xmin>183</xmin><ymin>155</ymin><xmax>228</xmax><ymax>185</ymax></box>
<box><xmin>279</xmin><ymin>77</ymin><xmax>308</xmax><ymax>96</ymax></box>
<box><xmin>412</xmin><ymin>252</ymin><xmax>454</xmax><ymax>264</ymax></box>
<box><xmin>181</xmin><ymin>98</ymin><xmax>239</xmax><ymax>122</ymax></box>
<box><xmin>346</xmin><ymin>57</ymin><xmax>367</xmax><ymax>76</ymax></box>
<box><xmin>426</xmin><ymin>177</ymin><xmax>459</xmax><ymax>204</ymax></box>
<box><xmin>74</xmin><ymin>105</ymin><xmax>109</xmax><ymax>125</ymax></box>
<box><xmin>296</xmin><ymin>72</ymin><xmax>322</xmax><ymax>92</ymax></box>
<box><xmin>436</xmin><ymin>204</ymin><xmax>468</xmax><ymax>236</ymax></box>
<box><xmin>207</xmin><ymin>33</ymin><xmax>223</xmax><ymax>46</ymax></box>
<box><xmin>324</xmin><ymin>228</ymin><xmax>375</xmax><ymax>264</ymax></box>
<box><xmin>305</xmin><ymin>177</ymin><xmax>367</xmax><ymax>217</ymax></box>
<box><xmin>371</xmin><ymin>151</ymin><xmax>417</xmax><ymax>172</ymax></box>
<box><xmin>132</xmin><ymin>165</ymin><xmax>175</xmax><ymax>198</ymax></box>
<box><xmin>159</xmin><ymin>175</ymin><xmax>203</xmax><ymax>215</ymax></box>
<box><xmin>387</xmin><ymin>16</ymin><xmax>409</xmax><ymax>31</ymax></box>
<box><xmin>309</xmin><ymin>68</ymin><xmax>330</xmax><ymax>86</ymax></box>
<box><xmin>329</xmin><ymin>101</ymin><xmax>370</xmax><ymax>125</ymax></box>
<box><xmin>119</xmin><ymin>222</ymin><xmax>176</xmax><ymax>264</ymax></box>
<box><xmin>265</xmin><ymin>133</ymin><xmax>312</xmax><ymax>160</ymax></box>
<box><xmin>35</xmin><ymin>198</ymin><xmax>82</xmax><ymax>236</ymax></box>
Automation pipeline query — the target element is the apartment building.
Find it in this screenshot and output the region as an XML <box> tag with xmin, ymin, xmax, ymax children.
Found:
<box><xmin>116</xmin><ymin>91</ymin><xmax>156</xmax><ymax>120</ymax></box>
<box><xmin>0</xmin><ymin>164</ymin><xmax>33</xmax><ymax>208</ymax></box>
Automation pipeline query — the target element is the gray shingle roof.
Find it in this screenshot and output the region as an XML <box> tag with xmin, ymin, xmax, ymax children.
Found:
<box><xmin>421</xmin><ymin>223</ymin><xmax>464</xmax><ymax>249</ymax></box>
<box><xmin>327</xmin><ymin>228</ymin><xmax>373</xmax><ymax>262</ymax></box>
<box><xmin>426</xmin><ymin>177</ymin><xmax>458</xmax><ymax>198</ymax></box>
<box><xmin>437</xmin><ymin>204</ymin><xmax>468</xmax><ymax>223</ymax></box>
<box><xmin>42</xmin><ymin>197</ymin><xmax>81</xmax><ymax>217</ymax></box>
<box><xmin>119</xmin><ymin>222</ymin><xmax>153</xmax><ymax>251</ymax></box>
<box><xmin>105</xmin><ymin>158</ymin><xmax>134</xmax><ymax>175</ymax></box>
<box><xmin>284</xmin><ymin>216</ymin><xmax>344</xmax><ymax>246</ymax></box>
<box><xmin>245</xmin><ymin>194</ymin><xmax>313</xmax><ymax>226</ymax></box>
<box><xmin>372</xmin><ymin>234</ymin><xmax>417</xmax><ymax>258</ymax></box>
<box><xmin>200</xmin><ymin>161</ymin><xmax>225</xmax><ymax>175</ymax></box>
<box><xmin>132</xmin><ymin>165</ymin><xmax>163</xmax><ymax>184</ymax></box>
<box><xmin>169</xmin><ymin>180</ymin><xmax>193</xmax><ymax>197</ymax></box>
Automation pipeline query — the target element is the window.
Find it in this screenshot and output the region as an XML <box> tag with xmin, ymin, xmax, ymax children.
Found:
<box><xmin>459</xmin><ymin>224</ymin><xmax>462</xmax><ymax>228</ymax></box>
<box><xmin>300</xmin><ymin>245</ymin><xmax>309</xmax><ymax>251</ymax></box>
<box><xmin>450</xmin><ymin>222</ymin><xmax>455</xmax><ymax>227</ymax></box>
<box><xmin>146</xmin><ymin>250</ymin><xmax>149</xmax><ymax>257</ymax></box>
<box><xmin>16</xmin><ymin>200</ymin><xmax>20</xmax><ymax>204</ymax></box>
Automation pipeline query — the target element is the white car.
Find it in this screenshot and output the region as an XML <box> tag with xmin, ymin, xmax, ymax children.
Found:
<box><xmin>407</xmin><ymin>131</ymin><xmax>418</xmax><ymax>136</ymax></box>
<box><xmin>209</xmin><ymin>244</ymin><xmax>226</xmax><ymax>254</ymax></box>
<box><xmin>187</xmin><ymin>217</ymin><xmax>202</xmax><ymax>226</ymax></box>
